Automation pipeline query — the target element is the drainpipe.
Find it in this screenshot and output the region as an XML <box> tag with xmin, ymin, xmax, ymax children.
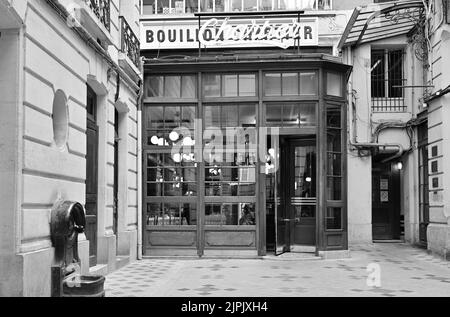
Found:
<box><xmin>136</xmin><ymin>73</ymin><xmax>144</xmax><ymax>260</ymax></box>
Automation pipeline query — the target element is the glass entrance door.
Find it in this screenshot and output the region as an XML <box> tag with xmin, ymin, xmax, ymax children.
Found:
<box><xmin>290</xmin><ymin>140</ymin><xmax>317</xmax><ymax>247</ymax></box>
<box><xmin>275</xmin><ymin>138</ymin><xmax>317</xmax><ymax>255</ymax></box>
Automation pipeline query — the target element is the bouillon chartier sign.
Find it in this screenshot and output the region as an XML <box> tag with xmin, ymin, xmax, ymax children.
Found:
<box><xmin>141</xmin><ymin>17</ymin><xmax>319</xmax><ymax>50</ymax></box>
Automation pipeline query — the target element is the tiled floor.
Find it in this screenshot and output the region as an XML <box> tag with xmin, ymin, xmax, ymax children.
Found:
<box><xmin>104</xmin><ymin>243</ymin><xmax>450</xmax><ymax>297</ymax></box>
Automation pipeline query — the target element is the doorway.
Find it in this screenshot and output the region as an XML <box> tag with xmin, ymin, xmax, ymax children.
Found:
<box><xmin>85</xmin><ymin>85</ymin><xmax>99</xmax><ymax>267</ymax></box>
<box><xmin>372</xmin><ymin>161</ymin><xmax>401</xmax><ymax>240</ymax></box>
<box><xmin>272</xmin><ymin>137</ymin><xmax>317</xmax><ymax>255</ymax></box>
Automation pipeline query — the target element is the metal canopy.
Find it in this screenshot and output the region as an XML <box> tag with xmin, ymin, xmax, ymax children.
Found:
<box><xmin>338</xmin><ymin>0</ymin><xmax>424</xmax><ymax>50</ymax></box>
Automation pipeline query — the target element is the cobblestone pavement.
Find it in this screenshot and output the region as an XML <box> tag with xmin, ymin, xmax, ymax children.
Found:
<box><xmin>104</xmin><ymin>243</ymin><xmax>450</xmax><ymax>297</ymax></box>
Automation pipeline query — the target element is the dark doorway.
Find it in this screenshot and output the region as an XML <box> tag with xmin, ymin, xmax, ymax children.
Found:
<box><xmin>372</xmin><ymin>161</ymin><xmax>401</xmax><ymax>240</ymax></box>
<box><xmin>85</xmin><ymin>85</ymin><xmax>99</xmax><ymax>267</ymax></box>
<box><xmin>273</xmin><ymin>137</ymin><xmax>317</xmax><ymax>254</ymax></box>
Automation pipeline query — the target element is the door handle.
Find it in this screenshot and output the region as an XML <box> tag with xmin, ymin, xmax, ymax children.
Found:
<box><xmin>283</xmin><ymin>219</ymin><xmax>292</xmax><ymax>222</ymax></box>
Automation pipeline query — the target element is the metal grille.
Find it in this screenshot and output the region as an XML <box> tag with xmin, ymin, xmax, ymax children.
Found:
<box><xmin>371</xmin><ymin>49</ymin><xmax>406</xmax><ymax>112</ymax></box>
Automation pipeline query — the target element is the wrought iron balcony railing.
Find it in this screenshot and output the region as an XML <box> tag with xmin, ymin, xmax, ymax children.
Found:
<box><xmin>120</xmin><ymin>16</ymin><xmax>141</xmax><ymax>69</ymax></box>
<box><xmin>87</xmin><ymin>0</ymin><xmax>111</xmax><ymax>32</ymax></box>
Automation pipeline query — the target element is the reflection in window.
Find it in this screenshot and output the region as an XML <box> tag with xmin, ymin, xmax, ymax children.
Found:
<box><xmin>326</xmin><ymin>104</ymin><xmax>342</xmax><ymax>201</ymax></box>
<box><xmin>146</xmin><ymin>153</ymin><xmax>197</xmax><ymax>197</ymax></box>
<box><xmin>327</xmin><ymin>72</ymin><xmax>343</xmax><ymax>97</ymax></box>
<box><xmin>266</xmin><ymin>103</ymin><xmax>316</xmax><ymax>128</ymax></box>
<box><xmin>326</xmin><ymin>207</ymin><xmax>342</xmax><ymax>229</ymax></box>
<box><xmin>205</xmin><ymin>203</ymin><xmax>255</xmax><ymax>225</ymax></box>
<box><xmin>145</xmin><ymin>75</ymin><xmax>197</xmax><ymax>98</ymax></box>
<box><xmin>204</xmin><ymin>104</ymin><xmax>257</xmax><ymax>197</ymax></box>
<box><xmin>300</xmin><ymin>72</ymin><xmax>318</xmax><ymax>95</ymax></box>
<box><xmin>203</xmin><ymin>73</ymin><xmax>256</xmax><ymax>97</ymax></box>
<box><xmin>147</xmin><ymin>203</ymin><xmax>197</xmax><ymax>226</ymax></box>
<box><xmin>264</xmin><ymin>72</ymin><xmax>318</xmax><ymax>96</ymax></box>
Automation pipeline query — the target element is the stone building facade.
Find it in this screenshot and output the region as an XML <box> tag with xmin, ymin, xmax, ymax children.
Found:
<box><xmin>0</xmin><ymin>0</ymin><xmax>142</xmax><ymax>296</ymax></box>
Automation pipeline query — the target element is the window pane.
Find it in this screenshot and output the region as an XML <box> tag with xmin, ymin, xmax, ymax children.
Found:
<box><xmin>173</xmin><ymin>0</ymin><xmax>185</xmax><ymax>13</ymax></box>
<box><xmin>264</xmin><ymin>73</ymin><xmax>281</xmax><ymax>96</ymax></box>
<box><xmin>146</xmin><ymin>76</ymin><xmax>163</xmax><ymax>97</ymax></box>
<box><xmin>204</xmin><ymin>106</ymin><xmax>221</xmax><ymax>127</ymax></box>
<box><xmin>163</xmin><ymin>203</ymin><xmax>181</xmax><ymax>225</ymax></box>
<box><xmin>231</xmin><ymin>0</ymin><xmax>242</xmax><ymax>11</ymax></box>
<box><xmin>143</xmin><ymin>0</ymin><xmax>156</xmax><ymax>14</ymax></box>
<box><xmin>146</xmin><ymin>203</ymin><xmax>162</xmax><ymax>225</ymax></box>
<box><xmin>185</xmin><ymin>0</ymin><xmax>198</xmax><ymax>13</ymax></box>
<box><xmin>164</xmin><ymin>76</ymin><xmax>181</xmax><ymax>98</ymax></box>
<box><xmin>223</xmin><ymin>204</ymin><xmax>239</xmax><ymax>225</ymax></box>
<box><xmin>223</xmin><ymin>74</ymin><xmax>238</xmax><ymax>97</ymax></box>
<box><xmin>239</xmin><ymin>203</ymin><xmax>255</xmax><ymax>225</ymax></box>
<box><xmin>266</xmin><ymin>104</ymin><xmax>282</xmax><ymax>126</ymax></box>
<box><xmin>147</xmin><ymin>182</ymin><xmax>163</xmax><ymax>196</ymax></box>
<box><xmin>283</xmin><ymin>104</ymin><xmax>299</xmax><ymax>127</ymax></box>
<box><xmin>181</xmin><ymin>106</ymin><xmax>195</xmax><ymax>129</ymax></box>
<box><xmin>327</xmin><ymin>177</ymin><xmax>342</xmax><ymax>200</ymax></box>
<box><xmin>300</xmin><ymin>104</ymin><xmax>316</xmax><ymax>127</ymax></box>
<box><xmin>203</xmin><ymin>74</ymin><xmax>221</xmax><ymax>97</ymax></box>
<box><xmin>239</xmin><ymin>74</ymin><xmax>256</xmax><ymax>96</ymax></box>
<box><xmin>164</xmin><ymin>106</ymin><xmax>181</xmax><ymax>130</ymax></box>
<box><xmin>238</xmin><ymin>105</ymin><xmax>256</xmax><ymax>128</ymax></box>
<box><xmin>205</xmin><ymin>204</ymin><xmax>225</xmax><ymax>225</ymax></box>
<box><xmin>181</xmin><ymin>75</ymin><xmax>197</xmax><ymax>98</ymax></box>
<box><xmin>327</xmin><ymin>153</ymin><xmax>341</xmax><ymax>176</ymax></box>
<box><xmin>200</xmin><ymin>0</ymin><xmax>213</xmax><ymax>11</ymax></box>
<box><xmin>157</xmin><ymin>0</ymin><xmax>170</xmax><ymax>15</ymax></box>
<box><xmin>300</xmin><ymin>72</ymin><xmax>318</xmax><ymax>95</ymax></box>
<box><xmin>388</xmin><ymin>50</ymin><xmax>403</xmax><ymax>98</ymax></box>
<box><xmin>148</xmin><ymin>106</ymin><xmax>164</xmax><ymax>129</ymax></box>
<box><xmin>327</xmin><ymin>106</ymin><xmax>341</xmax><ymax>128</ymax></box>
<box><xmin>259</xmin><ymin>0</ymin><xmax>272</xmax><ymax>10</ymax></box>
<box><xmin>215</xmin><ymin>0</ymin><xmax>225</xmax><ymax>12</ymax></box>
<box><xmin>181</xmin><ymin>203</ymin><xmax>196</xmax><ymax>225</ymax></box>
<box><xmin>326</xmin><ymin>207</ymin><xmax>342</xmax><ymax>230</ymax></box>
<box><xmin>327</xmin><ymin>72</ymin><xmax>343</xmax><ymax>97</ymax></box>
<box><xmin>282</xmin><ymin>73</ymin><xmax>299</xmax><ymax>96</ymax></box>
<box><xmin>371</xmin><ymin>49</ymin><xmax>386</xmax><ymax>98</ymax></box>
<box><xmin>243</xmin><ymin>0</ymin><xmax>258</xmax><ymax>11</ymax></box>
<box><xmin>222</xmin><ymin>105</ymin><xmax>238</xmax><ymax>127</ymax></box>
<box><xmin>327</xmin><ymin>129</ymin><xmax>341</xmax><ymax>152</ymax></box>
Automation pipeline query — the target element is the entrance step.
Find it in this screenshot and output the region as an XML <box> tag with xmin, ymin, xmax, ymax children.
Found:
<box><xmin>262</xmin><ymin>253</ymin><xmax>322</xmax><ymax>261</ymax></box>
<box><xmin>373</xmin><ymin>240</ymin><xmax>404</xmax><ymax>243</ymax></box>
<box><xmin>115</xmin><ymin>256</ymin><xmax>130</xmax><ymax>270</ymax></box>
<box><xmin>89</xmin><ymin>264</ymin><xmax>108</xmax><ymax>276</ymax></box>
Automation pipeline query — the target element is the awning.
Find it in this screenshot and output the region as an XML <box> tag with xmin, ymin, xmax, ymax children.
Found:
<box><xmin>337</xmin><ymin>0</ymin><xmax>425</xmax><ymax>50</ymax></box>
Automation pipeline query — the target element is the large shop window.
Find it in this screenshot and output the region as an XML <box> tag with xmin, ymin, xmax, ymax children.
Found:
<box><xmin>325</xmin><ymin>104</ymin><xmax>344</xmax><ymax>230</ymax></box>
<box><xmin>264</xmin><ymin>72</ymin><xmax>318</xmax><ymax>97</ymax></box>
<box><xmin>204</xmin><ymin>103</ymin><xmax>257</xmax><ymax>226</ymax></box>
<box><xmin>145</xmin><ymin>104</ymin><xmax>197</xmax><ymax>227</ymax></box>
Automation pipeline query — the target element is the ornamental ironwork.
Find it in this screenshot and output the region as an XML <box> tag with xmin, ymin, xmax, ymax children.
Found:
<box><xmin>120</xmin><ymin>16</ymin><xmax>141</xmax><ymax>69</ymax></box>
<box><xmin>87</xmin><ymin>0</ymin><xmax>111</xmax><ymax>32</ymax></box>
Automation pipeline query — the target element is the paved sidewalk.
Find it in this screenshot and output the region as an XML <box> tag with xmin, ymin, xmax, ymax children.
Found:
<box><xmin>104</xmin><ymin>243</ymin><xmax>450</xmax><ymax>297</ymax></box>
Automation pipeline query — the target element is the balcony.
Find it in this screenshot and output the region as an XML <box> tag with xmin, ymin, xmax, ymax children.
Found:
<box><xmin>142</xmin><ymin>0</ymin><xmax>332</xmax><ymax>16</ymax></box>
<box><xmin>119</xmin><ymin>16</ymin><xmax>141</xmax><ymax>78</ymax></box>
<box><xmin>87</xmin><ymin>0</ymin><xmax>111</xmax><ymax>32</ymax></box>
<box><xmin>60</xmin><ymin>0</ymin><xmax>113</xmax><ymax>46</ymax></box>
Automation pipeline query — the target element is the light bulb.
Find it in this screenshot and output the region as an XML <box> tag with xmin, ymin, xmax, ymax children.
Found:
<box><xmin>169</xmin><ymin>131</ymin><xmax>179</xmax><ymax>142</ymax></box>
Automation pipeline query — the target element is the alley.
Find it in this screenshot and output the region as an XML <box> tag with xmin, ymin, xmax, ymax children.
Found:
<box><xmin>104</xmin><ymin>243</ymin><xmax>450</xmax><ymax>297</ymax></box>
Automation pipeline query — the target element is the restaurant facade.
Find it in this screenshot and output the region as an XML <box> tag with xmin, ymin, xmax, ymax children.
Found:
<box><xmin>139</xmin><ymin>1</ymin><xmax>363</xmax><ymax>257</ymax></box>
